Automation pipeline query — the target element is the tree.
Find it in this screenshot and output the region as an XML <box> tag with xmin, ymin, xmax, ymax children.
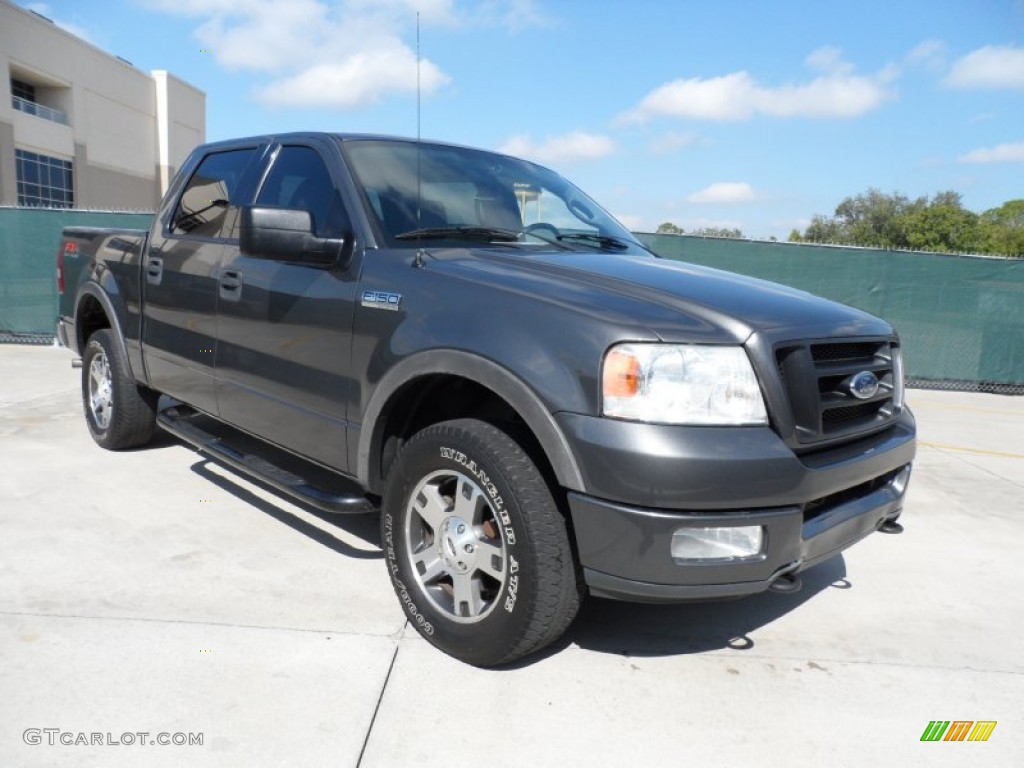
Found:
<box><xmin>655</xmin><ymin>222</ymin><xmax>745</xmax><ymax>238</ymax></box>
<box><xmin>800</xmin><ymin>213</ymin><xmax>844</xmax><ymax>243</ymax></box>
<box><xmin>831</xmin><ymin>188</ymin><xmax>922</xmax><ymax>248</ymax></box>
<box><xmin>690</xmin><ymin>226</ymin><xmax>744</xmax><ymax>238</ymax></box>
<box><xmin>793</xmin><ymin>188</ymin><xmax>1024</xmax><ymax>256</ymax></box>
<box><xmin>977</xmin><ymin>200</ymin><xmax>1024</xmax><ymax>256</ymax></box>
<box><xmin>899</xmin><ymin>204</ymin><xmax>979</xmax><ymax>252</ymax></box>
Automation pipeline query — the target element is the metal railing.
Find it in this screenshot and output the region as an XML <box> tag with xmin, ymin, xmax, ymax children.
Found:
<box><xmin>11</xmin><ymin>95</ymin><xmax>68</xmax><ymax>126</ymax></box>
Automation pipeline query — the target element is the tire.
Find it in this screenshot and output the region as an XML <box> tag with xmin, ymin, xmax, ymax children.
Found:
<box><xmin>381</xmin><ymin>418</ymin><xmax>582</xmax><ymax>667</ymax></box>
<box><xmin>82</xmin><ymin>329</ymin><xmax>157</xmax><ymax>450</ymax></box>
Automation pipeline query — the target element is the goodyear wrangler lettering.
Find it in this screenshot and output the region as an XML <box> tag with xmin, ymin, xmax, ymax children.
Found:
<box><xmin>383</xmin><ymin>511</ymin><xmax>433</xmax><ymax>635</ymax></box>
<box><xmin>505</xmin><ymin>555</ymin><xmax>520</xmax><ymax>612</ymax></box>
<box><xmin>440</xmin><ymin>447</ymin><xmax>516</xmax><ymax>544</ymax></box>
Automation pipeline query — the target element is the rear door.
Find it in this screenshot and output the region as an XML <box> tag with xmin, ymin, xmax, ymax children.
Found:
<box><xmin>143</xmin><ymin>146</ymin><xmax>261</xmax><ymax>414</ymax></box>
<box><xmin>215</xmin><ymin>140</ymin><xmax>360</xmax><ymax>471</ymax></box>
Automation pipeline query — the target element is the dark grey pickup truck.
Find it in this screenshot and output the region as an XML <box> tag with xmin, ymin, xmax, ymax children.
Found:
<box><xmin>57</xmin><ymin>132</ymin><xmax>915</xmax><ymax>666</ymax></box>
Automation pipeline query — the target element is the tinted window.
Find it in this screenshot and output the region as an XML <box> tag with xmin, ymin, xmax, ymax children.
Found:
<box><xmin>172</xmin><ymin>148</ymin><xmax>256</xmax><ymax>238</ymax></box>
<box><xmin>256</xmin><ymin>146</ymin><xmax>348</xmax><ymax>238</ymax></box>
<box><xmin>343</xmin><ymin>140</ymin><xmax>641</xmax><ymax>251</ymax></box>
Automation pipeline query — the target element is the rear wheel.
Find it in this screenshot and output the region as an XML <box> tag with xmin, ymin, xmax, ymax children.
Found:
<box><xmin>381</xmin><ymin>418</ymin><xmax>582</xmax><ymax>666</ymax></box>
<box><xmin>82</xmin><ymin>329</ymin><xmax>157</xmax><ymax>450</ymax></box>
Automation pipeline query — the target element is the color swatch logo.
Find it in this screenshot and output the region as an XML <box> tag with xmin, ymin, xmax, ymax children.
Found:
<box><xmin>920</xmin><ymin>721</ymin><xmax>997</xmax><ymax>742</ymax></box>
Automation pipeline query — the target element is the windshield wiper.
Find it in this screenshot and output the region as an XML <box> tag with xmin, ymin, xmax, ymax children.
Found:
<box><xmin>395</xmin><ymin>226</ymin><xmax>521</xmax><ymax>242</ymax></box>
<box><xmin>556</xmin><ymin>232</ymin><xmax>630</xmax><ymax>250</ymax></box>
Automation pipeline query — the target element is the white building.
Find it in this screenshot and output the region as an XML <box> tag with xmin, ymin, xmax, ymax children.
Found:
<box><xmin>0</xmin><ymin>0</ymin><xmax>205</xmax><ymax>210</ymax></box>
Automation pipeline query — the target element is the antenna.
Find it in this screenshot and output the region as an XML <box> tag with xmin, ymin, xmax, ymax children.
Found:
<box><xmin>416</xmin><ymin>11</ymin><xmax>421</xmax><ymax>147</ymax></box>
<box><xmin>414</xmin><ymin>11</ymin><xmax>425</xmax><ymax>267</ymax></box>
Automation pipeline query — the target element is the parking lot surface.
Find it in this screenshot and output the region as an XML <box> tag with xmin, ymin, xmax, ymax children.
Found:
<box><xmin>1</xmin><ymin>344</ymin><xmax>1021</xmax><ymax>767</ymax></box>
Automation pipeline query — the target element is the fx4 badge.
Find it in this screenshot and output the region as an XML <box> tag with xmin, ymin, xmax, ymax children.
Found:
<box><xmin>361</xmin><ymin>291</ymin><xmax>402</xmax><ymax>312</ymax></box>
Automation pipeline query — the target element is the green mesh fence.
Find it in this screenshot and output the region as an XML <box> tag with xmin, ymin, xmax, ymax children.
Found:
<box><xmin>638</xmin><ymin>234</ymin><xmax>1024</xmax><ymax>394</ymax></box>
<box><xmin>0</xmin><ymin>208</ymin><xmax>154</xmax><ymax>343</ymax></box>
<box><xmin>2</xmin><ymin>211</ymin><xmax>1021</xmax><ymax>392</ymax></box>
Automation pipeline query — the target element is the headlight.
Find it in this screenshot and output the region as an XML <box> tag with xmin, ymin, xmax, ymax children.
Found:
<box><xmin>602</xmin><ymin>343</ymin><xmax>768</xmax><ymax>425</ymax></box>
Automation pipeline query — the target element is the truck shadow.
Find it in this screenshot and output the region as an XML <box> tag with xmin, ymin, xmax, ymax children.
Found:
<box><xmin>169</xmin><ymin>436</ymin><xmax>848</xmax><ymax>664</ymax></box>
<box><xmin>511</xmin><ymin>556</ymin><xmax>850</xmax><ymax>666</ymax></box>
<box><xmin>189</xmin><ymin>458</ymin><xmax>383</xmax><ymax>560</ymax></box>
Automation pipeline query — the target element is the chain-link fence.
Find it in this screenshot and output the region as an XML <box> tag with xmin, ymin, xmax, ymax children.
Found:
<box><xmin>637</xmin><ymin>234</ymin><xmax>1024</xmax><ymax>395</ymax></box>
<box><xmin>0</xmin><ymin>208</ymin><xmax>154</xmax><ymax>344</ymax></box>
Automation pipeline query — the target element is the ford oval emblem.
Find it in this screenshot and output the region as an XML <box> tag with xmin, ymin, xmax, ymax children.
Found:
<box><xmin>849</xmin><ymin>371</ymin><xmax>880</xmax><ymax>400</ymax></box>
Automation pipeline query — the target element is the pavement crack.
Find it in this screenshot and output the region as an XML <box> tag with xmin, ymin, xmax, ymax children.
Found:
<box><xmin>356</xmin><ymin>620</ymin><xmax>406</xmax><ymax>768</ymax></box>
<box><xmin>0</xmin><ymin>609</ymin><xmax>397</xmax><ymax>638</ymax></box>
<box><xmin>929</xmin><ymin>445</ymin><xmax>1024</xmax><ymax>490</ymax></box>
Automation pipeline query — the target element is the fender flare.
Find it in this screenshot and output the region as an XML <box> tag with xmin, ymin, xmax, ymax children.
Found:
<box><xmin>75</xmin><ymin>282</ymin><xmax>136</xmax><ymax>380</ymax></box>
<box><xmin>357</xmin><ymin>349</ymin><xmax>585</xmax><ymax>493</ymax></box>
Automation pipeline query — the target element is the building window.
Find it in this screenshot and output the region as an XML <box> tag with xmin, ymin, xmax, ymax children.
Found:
<box><xmin>11</xmin><ymin>78</ymin><xmax>36</xmax><ymax>102</ymax></box>
<box><xmin>16</xmin><ymin>149</ymin><xmax>74</xmax><ymax>208</ymax></box>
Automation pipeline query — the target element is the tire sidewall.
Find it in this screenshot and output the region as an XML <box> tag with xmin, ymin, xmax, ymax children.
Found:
<box><xmin>382</xmin><ymin>424</ymin><xmax>538</xmax><ymax>664</ymax></box>
<box><xmin>82</xmin><ymin>332</ymin><xmax>115</xmax><ymax>447</ymax></box>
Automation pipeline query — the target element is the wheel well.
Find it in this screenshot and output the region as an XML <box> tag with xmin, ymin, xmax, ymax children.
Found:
<box><xmin>374</xmin><ymin>374</ymin><xmax>559</xmax><ymax>496</ymax></box>
<box><xmin>77</xmin><ymin>294</ymin><xmax>110</xmax><ymax>350</ymax></box>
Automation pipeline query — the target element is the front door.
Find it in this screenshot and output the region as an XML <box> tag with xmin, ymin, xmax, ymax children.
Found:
<box><xmin>215</xmin><ymin>142</ymin><xmax>360</xmax><ymax>471</ymax></box>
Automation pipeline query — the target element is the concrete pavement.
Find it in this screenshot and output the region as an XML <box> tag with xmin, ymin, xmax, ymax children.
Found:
<box><xmin>1</xmin><ymin>344</ymin><xmax>1021</xmax><ymax>767</ymax></box>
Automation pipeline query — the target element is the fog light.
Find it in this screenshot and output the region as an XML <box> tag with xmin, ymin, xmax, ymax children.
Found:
<box><xmin>892</xmin><ymin>464</ymin><xmax>912</xmax><ymax>495</ymax></box>
<box><xmin>671</xmin><ymin>525</ymin><xmax>764</xmax><ymax>562</ymax></box>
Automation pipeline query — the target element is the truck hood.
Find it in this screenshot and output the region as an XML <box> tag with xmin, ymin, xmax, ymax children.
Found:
<box><xmin>429</xmin><ymin>247</ymin><xmax>891</xmax><ymax>343</ymax></box>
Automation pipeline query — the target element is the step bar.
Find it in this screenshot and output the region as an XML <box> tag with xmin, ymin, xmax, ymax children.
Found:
<box><xmin>157</xmin><ymin>405</ymin><xmax>376</xmax><ymax>514</ymax></box>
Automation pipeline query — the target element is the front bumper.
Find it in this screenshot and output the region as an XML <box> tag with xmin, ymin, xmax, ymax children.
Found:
<box><xmin>559</xmin><ymin>410</ymin><xmax>915</xmax><ymax>602</ymax></box>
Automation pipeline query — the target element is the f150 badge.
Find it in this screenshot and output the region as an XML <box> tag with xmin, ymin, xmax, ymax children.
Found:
<box><xmin>361</xmin><ymin>291</ymin><xmax>402</xmax><ymax>311</ymax></box>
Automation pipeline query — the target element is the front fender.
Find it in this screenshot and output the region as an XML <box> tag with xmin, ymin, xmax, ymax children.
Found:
<box><xmin>357</xmin><ymin>349</ymin><xmax>584</xmax><ymax>494</ymax></box>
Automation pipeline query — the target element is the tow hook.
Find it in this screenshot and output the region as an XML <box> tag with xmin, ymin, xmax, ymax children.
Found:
<box><xmin>879</xmin><ymin>519</ymin><xmax>904</xmax><ymax>534</ymax></box>
<box><xmin>71</xmin><ymin>357</ymin><xmax>83</xmax><ymax>369</ymax></box>
<box><xmin>769</xmin><ymin>571</ymin><xmax>802</xmax><ymax>594</ymax></box>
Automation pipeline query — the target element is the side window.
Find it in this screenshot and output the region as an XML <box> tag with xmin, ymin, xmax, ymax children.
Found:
<box><xmin>172</xmin><ymin>148</ymin><xmax>256</xmax><ymax>238</ymax></box>
<box><xmin>256</xmin><ymin>146</ymin><xmax>349</xmax><ymax>239</ymax></box>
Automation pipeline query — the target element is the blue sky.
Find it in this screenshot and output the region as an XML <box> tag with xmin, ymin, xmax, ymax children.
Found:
<box><xmin>20</xmin><ymin>0</ymin><xmax>1024</xmax><ymax>238</ymax></box>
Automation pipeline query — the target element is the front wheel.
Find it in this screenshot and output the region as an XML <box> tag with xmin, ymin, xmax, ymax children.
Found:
<box><xmin>82</xmin><ymin>329</ymin><xmax>157</xmax><ymax>450</ymax></box>
<box><xmin>381</xmin><ymin>418</ymin><xmax>581</xmax><ymax>666</ymax></box>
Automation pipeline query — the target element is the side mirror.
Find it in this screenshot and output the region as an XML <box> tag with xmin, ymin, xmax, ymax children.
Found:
<box><xmin>240</xmin><ymin>206</ymin><xmax>350</xmax><ymax>267</ymax></box>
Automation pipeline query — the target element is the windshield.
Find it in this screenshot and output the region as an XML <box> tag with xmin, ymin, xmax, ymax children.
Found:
<box><xmin>341</xmin><ymin>139</ymin><xmax>646</xmax><ymax>254</ymax></box>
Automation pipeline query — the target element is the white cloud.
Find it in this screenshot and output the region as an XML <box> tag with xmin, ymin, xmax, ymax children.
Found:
<box><xmin>257</xmin><ymin>42</ymin><xmax>449</xmax><ymax>107</ymax></box>
<box><xmin>146</xmin><ymin>0</ymin><xmax>547</xmax><ymax>109</ymax></box>
<box><xmin>472</xmin><ymin>0</ymin><xmax>552</xmax><ymax>30</ymax></box>
<box><xmin>498</xmin><ymin>131</ymin><xmax>615</xmax><ymax>163</ymax></box>
<box><xmin>946</xmin><ymin>45</ymin><xmax>1024</xmax><ymax>89</ymax></box>
<box><xmin>686</xmin><ymin>182</ymin><xmax>757</xmax><ymax>204</ymax></box>
<box><xmin>906</xmin><ymin>39</ymin><xmax>946</xmax><ymax>71</ymax></box>
<box><xmin>805</xmin><ymin>46</ymin><xmax>853</xmax><ymax>75</ymax></box>
<box><xmin>649</xmin><ymin>131</ymin><xmax>701</xmax><ymax>154</ymax></box>
<box><xmin>621</xmin><ymin>48</ymin><xmax>894</xmax><ymax>123</ymax></box>
<box><xmin>958</xmin><ymin>142</ymin><xmax>1024</xmax><ymax>164</ymax></box>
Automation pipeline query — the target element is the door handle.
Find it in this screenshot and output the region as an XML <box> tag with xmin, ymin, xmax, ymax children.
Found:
<box><xmin>145</xmin><ymin>256</ymin><xmax>163</xmax><ymax>284</ymax></box>
<box><xmin>219</xmin><ymin>269</ymin><xmax>242</xmax><ymax>301</ymax></box>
